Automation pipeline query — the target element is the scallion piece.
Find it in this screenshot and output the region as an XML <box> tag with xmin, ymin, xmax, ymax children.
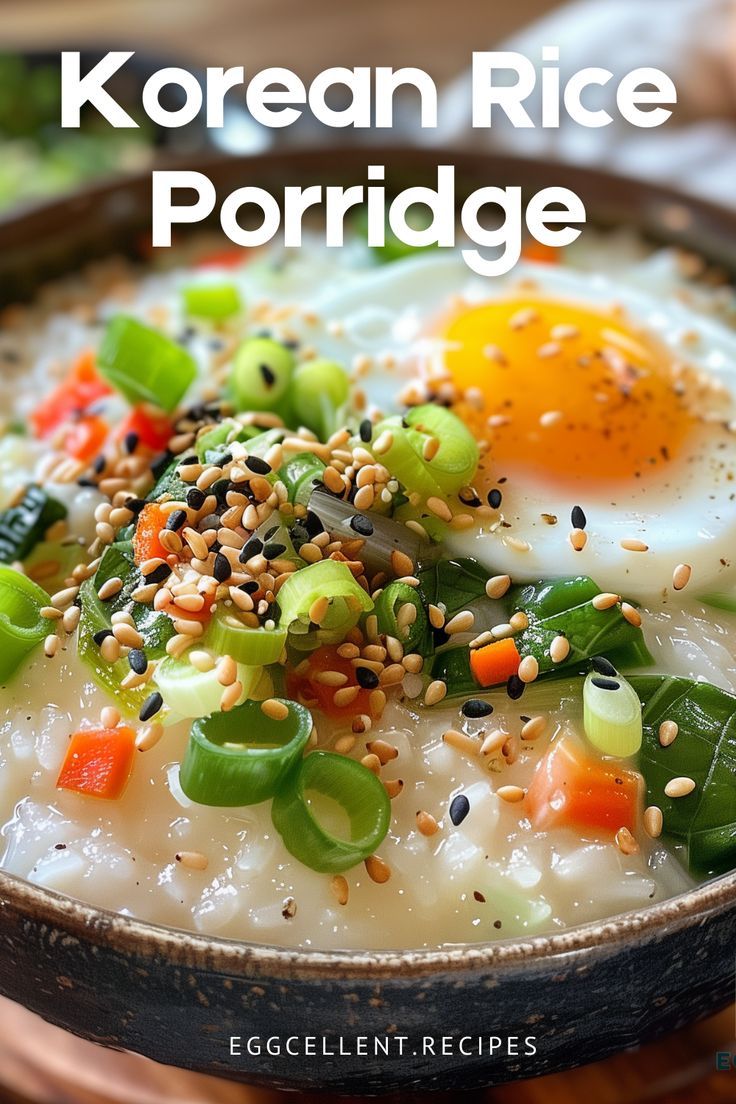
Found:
<box><xmin>183</xmin><ymin>283</ymin><xmax>241</xmax><ymax>321</ymax></box>
<box><xmin>155</xmin><ymin>655</ymin><xmax>262</xmax><ymax>720</ymax></box>
<box><xmin>291</xmin><ymin>359</ymin><xmax>349</xmax><ymax>441</ymax></box>
<box><xmin>206</xmin><ymin>611</ymin><xmax>286</xmax><ymax>666</ymax></box>
<box><xmin>374</xmin><ymin>580</ymin><xmax>429</xmax><ymax>654</ymax></box>
<box><xmin>583</xmin><ymin>668</ymin><xmax>643</xmax><ymax>758</ymax></box>
<box><xmin>370</xmin><ymin>403</ymin><xmax>479</xmax><ymax>499</ymax></box>
<box><xmin>0</xmin><ymin>566</ymin><xmax>48</xmax><ymax>683</ymax></box>
<box><xmin>0</xmin><ymin>486</ymin><xmax>67</xmax><ymax>564</ymax></box>
<box><xmin>179</xmin><ymin>698</ymin><xmax>312</xmax><ymax>806</ymax></box>
<box><xmin>231</xmin><ymin>337</ymin><xmax>295</xmax><ymax>414</ymax></box>
<box><xmin>98</xmin><ymin>315</ymin><xmax>197</xmax><ymax>412</ymax></box>
<box><xmin>271</xmin><ymin>751</ymin><xmax>391</xmax><ymax>873</ymax></box>
<box><xmin>277</xmin><ymin>560</ymin><xmax>373</xmax><ymax>647</ymax></box>
<box><xmin>280</xmin><ymin>453</ymin><xmax>326</xmax><ymax>506</ymax></box>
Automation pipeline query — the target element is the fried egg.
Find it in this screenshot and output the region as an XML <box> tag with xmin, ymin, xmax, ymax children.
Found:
<box><xmin>297</xmin><ymin>252</ymin><xmax>736</xmax><ymax>603</ymax></box>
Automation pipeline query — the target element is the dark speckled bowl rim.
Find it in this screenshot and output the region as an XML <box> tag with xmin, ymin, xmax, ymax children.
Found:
<box><xmin>2</xmin><ymin>147</ymin><xmax>736</xmax><ymax>981</ymax></box>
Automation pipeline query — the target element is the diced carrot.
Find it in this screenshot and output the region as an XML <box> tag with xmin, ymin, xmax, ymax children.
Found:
<box><xmin>57</xmin><ymin>726</ymin><xmax>136</xmax><ymax>800</ymax></box>
<box><xmin>64</xmin><ymin>414</ymin><xmax>109</xmax><ymax>463</ymax></box>
<box><xmin>286</xmin><ymin>645</ymin><xmax>373</xmax><ymax>720</ymax></box>
<box><xmin>119</xmin><ymin>405</ymin><xmax>174</xmax><ymax>452</ymax></box>
<box><xmin>133</xmin><ymin>503</ymin><xmax>170</xmax><ymax>566</ymax></box>
<box><xmin>172</xmin><ymin>590</ymin><xmax>216</xmax><ymax>624</ymax></box>
<box><xmin>522</xmin><ymin>240</ymin><xmax>560</xmax><ymax>265</ymax></box>
<box><xmin>470</xmin><ymin>637</ymin><xmax>521</xmax><ymax>687</ymax></box>
<box><xmin>525</xmin><ymin>734</ymin><xmax>642</xmax><ymax>835</ymax></box>
<box><xmin>31</xmin><ymin>351</ymin><xmax>111</xmax><ymax>438</ymax></box>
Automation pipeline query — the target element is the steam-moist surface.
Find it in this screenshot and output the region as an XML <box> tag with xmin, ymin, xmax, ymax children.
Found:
<box><xmin>0</xmin><ymin>233</ymin><xmax>734</xmax><ymax>949</ymax></box>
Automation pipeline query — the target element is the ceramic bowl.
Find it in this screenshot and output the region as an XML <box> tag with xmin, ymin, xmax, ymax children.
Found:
<box><xmin>0</xmin><ymin>149</ymin><xmax>735</xmax><ymax>1094</ymax></box>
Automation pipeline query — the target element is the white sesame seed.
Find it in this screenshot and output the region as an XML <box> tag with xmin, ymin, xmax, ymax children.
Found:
<box><xmin>425</xmin><ymin>680</ymin><xmax>447</xmax><ymax>706</ymax></box>
<box><xmin>664</xmin><ymin>776</ymin><xmax>696</xmax><ymax>799</ymax></box>
<box><xmin>518</xmin><ymin>655</ymin><xmax>539</xmax><ymax>683</ymax></box>
<box><xmin>658</xmin><ymin>720</ymin><xmax>679</xmax><ymax>747</ymax></box>
<box><xmin>445</xmin><ymin>610</ymin><xmax>475</xmax><ymax>635</ymax></box>
<box><xmin>620</xmin><ymin>538</ymin><xmax>649</xmax><ymax>553</ymax></box>
<box><xmin>175</xmin><ymin>850</ymin><xmax>209</xmax><ymax>871</ymax></box>
<box><xmin>615</xmin><ymin>826</ymin><xmax>639</xmax><ymax>855</ymax></box>
<box><xmin>485</xmin><ymin>574</ymin><xmax>511</xmax><ymax>600</ymax></box>
<box><xmin>592</xmin><ymin>592</ymin><xmax>620</xmax><ymax>611</ymax></box>
<box><xmin>549</xmin><ymin>635</ymin><xmax>570</xmax><ymax>663</ymax></box>
<box><xmin>497</xmin><ymin>785</ymin><xmax>525</xmax><ymax>803</ymax></box>
<box><xmin>643</xmin><ymin>806</ymin><xmax>663</xmax><ymax>838</ymax></box>
<box><xmin>672</xmin><ymin>563</ymin><xmax>692</xmax><ymax>592</ymax></box>
<box><xmin>621</xmin><ymin>603</ymin><xmax>642</xmax><ymax>627</ymax></box>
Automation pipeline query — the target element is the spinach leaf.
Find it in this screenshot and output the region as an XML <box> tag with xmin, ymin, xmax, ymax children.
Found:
<box><xmin>0</xmin><ymin>486</ymin><xmax>67</xmax><ymax>563</ymax></box>
<box><xmin>418</xmin><ymin>558</ymin><xmax>489</xmax><ymax>619</ymax></box>
<box><xmin>631</xmin><ymin>675</ymin><xmax>736</xmax><ymax>877</ymax></box>
<box><xmin>86</xmin><ymin>542</ymin><xmax>175</xmax><ymax>657</ymax></box>
<box><xmin>147</xmin><ymin>458</ymin><xmax>190</xmax><ymax>504</ymax></box>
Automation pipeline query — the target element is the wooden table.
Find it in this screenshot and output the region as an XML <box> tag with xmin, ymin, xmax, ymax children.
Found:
<box><xmin>0</xmin><ymin>996</ymin><xmax>733</xmax><ymax>1104</ymax></box>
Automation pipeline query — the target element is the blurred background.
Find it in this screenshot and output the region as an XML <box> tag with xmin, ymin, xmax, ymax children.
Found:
<box><xmin>1</xmin><ymin>0</ymin><xmax>735</xmax><ymax>1101</ymax></box>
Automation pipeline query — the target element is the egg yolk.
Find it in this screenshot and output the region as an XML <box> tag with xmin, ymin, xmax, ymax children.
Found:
<box><xmin>443</xmin><ymin>297</ymin><xmax>697</xmax><ymax>487</ymax></box>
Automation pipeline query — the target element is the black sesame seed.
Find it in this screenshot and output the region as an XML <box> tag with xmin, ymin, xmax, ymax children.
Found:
<box><xmin>240</xmin><ymin>536</ymin><xmax>264</xmax><ymax>563</ymax></box>
<box><xmin>263</xmin><ymin>524</ymin><xmax>280</xmax><ymax>541</ymax></box>
<box><xmin>212</xmin><ymin>479</ymin><xmax>231</xmax><ymax>504</ymax></box>
<box><xmin>151</xmin><ymin>451</ymin><xmax>173</xmax><ymax>479</ymax></box>
<box><xmin>591</xmin><ymin>656</ymin><xmax>617</xmax><ymax>677</ymax></box>
<box><xmin>144</xmin><ymin>563</ymin><xmax>171</xmax><ymax>585</ymax></box>
<box><xmin>93</xmin><ymin>629</ymin><xmax>113</xmax><ymax>647</ymax></box>
<box><xmin>213</xmin><ymin>553</ymin><xmax>231</xmax><ymax>583</ymax></box>
<box><xmin>126</xmin><ymin>498</ymin><xmax>147</xmax><ymax>517</ymax></box>
<box><xmin>591</xmin><ymin>676</ymin><xmax>620</xmax><ymax>691</ymax></box>
<box><xmin>474</xmin><ymin>890</ymin><xmax>486</xmax><ymax>903</ymax></box>
<box><xmin>180</xmin><ymin>454</ymin><xmax>199</xmax><ymax>466</ymax></box>
<box><xmin>124</xmin><ymin>431</ymin><xmax>139</xmax><ymax>455</ymax></box>
<box><xmin>356</xmin><ymin>666</ymin><xmax>379</xmax><ymax>690</ymax></box>
<box><xmin>165</xmin><ymin>509</ymin><xmax>187</xmax><ymax>532</ymax></box>
<box><xmin>507</xmin><ymin>674</ymin><xmax>525</xmax><ymax>701</ymax></box>
<box><xmin>54</xmin><ymin>843</ymin><xmax>67</xmax><ymax>850</ymax></box>
<box><xmin>350</xmin><ymin>514</ymin><xmax>374</xmax><ymax>537</ymax></box>
<box><xmin>93</xmin><ymin>454</ymin><xmax>106</xmax><ymax>475</ymax></box>
<box><xmin>449</xmin><ymin>794</ymin><xmax>470</xmax><ymax>826</ymax></box>
<box><xmin>359</xmin><ymin>419</ymin><xmax>373</xmax><ymax>443</ymax></box>
<box><xmin>487</xmin><ymin>488</ymin><xmax>503</xmax><ymax>509</ymax></box>
<box><xmin>571</xmin><ymin>505</ymin><xmax>587</xmax><ymax>530</ymax></box>
<box><xmin>139</xmin><ymin>692</ymin><xmax>163</xmax><ymax>722</ymax></box>
<box><xmin>186</xmin><ymin>487</ymin><xmax>206</xmax><ymax>510</ymax></box>
<box><xmin>245</xmin><ymin>455</ymin><xmax>272</xmax><ymax>475</ymax></box>
<box><xmin>461</xmin><ymin>699</ymin><xmax>494</xmax><ymax>719</ymax></box>
<box><xmin>240</xmin><ymin>580</ymin><xmax>259</xmax><ymax>595</ymax></box>
<box><xmin>260</xmin><ymin>363</ymin><xmax>276</xmax><ymax>388</ymax></box>
<box><xmin>304</xmin><ymin>510</ymin><xmax>324</xmax><ymax>538</ymax></box>
<box><xmin>263</xmin><ymin>542</ymin><xmax>286</xmax><ymax>561</ymax></box>
<box><xmin>128</xmin><ymin>649</ymin><xmax>148</xmax><ymax>675</ymax></box>
<box><xmin>77</xmin><ymin>477</ymin><xmax>98</xmax><ymax>488</ymax></box>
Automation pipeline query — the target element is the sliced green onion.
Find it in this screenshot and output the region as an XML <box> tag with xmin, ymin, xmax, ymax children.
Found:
<box><xmin>277</xmin><ymin>560</ymin><xmax>373</xmax><ymax>647</ymax></box>
<box><xmin>291</xmin><ymin>359</ymin><xmax>349</xmax><ymax>441</ymax></box>
<box><xmin>271</xmin><ymin>751</ymin><xmax>391</xmax><ymax>873</ymax></box>
<box><xmin>206</xmin><ymin>610</ymin><xmax>286</xmax><ymax>666</ymax></box>
<box><xmin>0</xmin><ymin>485</ymin><xmax>67</xmax><ymax>564</ymax></box>
<box><xmin>155</xmin><ymin>655</ymin><xmax>262</xmax><ymax>720</ymax></box>
<box><xmin>280</xmin><ymin>453</ymin><xmax>326</xmax><ymax>506</ymax></box>
<box><xmin>403</xmin><ymin>404</ymin><xmax>480</xmax><ymax>495</ymax></box>
<box><xmin>194</xmin><ymin>419</ymin><xmax>261</xmax><ymax>461</ymax></box>
<box><xmin>231</xmin><ymin>337</ymin><xmax>295</xmax><ymax>414</ymax></box>
<box><xmin>369</xmin><ymin>404</ymin><xmax>479</xmax><ymax>499</ymax></box>
<box><xmin>98</xmin><ymin>315</ymin><xmax>197</xmax><ymax>412</ymax></box>
<box><xmin>179</xmin><ymin>698</ymin><xmax>312</xmax><ymax>807</ymax></box>
<box><xmin>700</xmin><ymin>590</ymin><xmax>736</xmax><ymax>614</ymax></box>
<box><xmin>183</xmin><ymin>283</ymin><xmax>241</xmax><ymax>321</ymax></box>
<box><xmin>374</xmin><ymin>581</ymin><xmax>429</xmax><ymax>654</ymax></box>
<box><xmin>583</xmin><ymin>668</ymin><xmax>642</xmax><ymax>758</ymax></box>
<box><xmin>0</xmin><ymin>566</ymin><xmax>48</xmax><ymax>683</ymax></box>
<box><xmin>308</xmin><ymin>489</ymin><xmax>435</xmax><ymax>575</ymax></box>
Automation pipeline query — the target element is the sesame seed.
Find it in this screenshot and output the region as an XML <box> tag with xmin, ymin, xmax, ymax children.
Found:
<box><xmin>591</xmin><ymin>676</ymin><xmax>620</xmax><ymax>691</ymax></box>
<box><xmin>549</xmin><ymin>635</ymin><xmax>570</xmax><ymax>663</ymax></box>
<box><xmin>485</xmin><ymin>574</ymin><xmax>511</xmax><ymax>600</ymax></box>
<box><xmin>372</xmin><ymin>431</ymin><xmax>394</xmax><ymax>455</ymax></box>
<box><xmin>390</xmin><ymin>549</ymin><xmax>415</xmax><ymax>577</ymax></box>
<box><xmin>620</xmin><ymin>538</ymin><xmax>649</xmax><ymax>552</ymax></box>
<box><xmin>175</xmin><ymin>850</ymin><xmax>209</xmax><ymax>871</ymax></box>
<box><xmin>480</xmin><ymin>730</ymin><xmax>507</xmax><ymax>757</ymax></box>
<box><xmin>331</xmin><ymin>875</ymin><xmax>350</xmax><ymax>905</ymax></box>
<box><xmin>136</xmin><ymin>723</ymin><xmax>164</xmax><ymax>752</ymax></box>
<box><xmin>621</xmin><ymin>602</ymin><xmax>642</xmax><ymax>627</ymax></box>
<box><xmin>423</xmin><ymin>436</ymin><xmax>440</xmax><ymax>461</ymax></box>
<box><xmin>507</xmin><ymin>675</ymin><xmax>525</xmax><ymax>701</ymax></box>
<box><xmin>428</xmin><ymin>604</ymin><xmax>445</xmax><ymax>629</ymax></box>
<box><xmin>445</xmin><ymin>610</ymin><xmax>475</xmax><ymax>635</ymax></box>
<box><xmin>190</xmin><ymin>650</ymin><xmax>215</xmax><ymax>673</ymax></box>
<box><xmin>359</xmin><ymin>419</ymin><xmax>373</xmax><ymax>443</ymax></box>
<box><xmin>644</xmin><ymin>806</ymin><xmax>664</xmax><ymax>838</ymax></box>
<box><xmin>487</xmin><ymin>488</ymin><xmax>503</xmax><ymax>509</ymax></box>
<box><xmin>539</xmin><ymin>410</ymin><xmax>563</xmax><ymax>428</ymax></box>
<box><xmin>569</xmin><ymin>528</ymin><xmax>587</xmax><ymax>552</ymax></box>
<box><xmin>261</xmin><ymin>698</ymin><xmax>289</xmax><ymax>721</ymax></box>
<box><xmin>461</xmin><ymin>699</ymin><xmax>494</xmax><ymax>719</ymax></box>
<box><xmin>416</xmin><ymin>810</ymin><xmax>439</xmax><ymax>836</ymax></box>
<box><xmin>518</xmin><ymin>655</ymin><xmax>539</xmax><ymax>683</ymax></box>
<box><xmin>497</xmin><ymin>785</ymin><xmax>525</xmax><ymax>803</ymax></box>
<box><xmin>139</xmin><ymin>692</ymin><xmax>163</xmax><ymax>722</ymax></box>
<box><xmin>664</xmin><ymin>776</ymin><xmax>696</xmax><ymax>799</ymax></box>
<box><xmin>615</xmin><ymin>826</ymin><xmax>639</xmax><ymax>855</ymax></box>
<box><xmin>97</xmin><ymin>577</ymin><xmax>123</xmax><ymax>602</ymax></box>
<box><xmin>591</xmin><ymin>656</ymin><xmax>617</xmax><ymax>677</ymax></box>
<box><xmin>50</xmin><ymin>585</ymin><xmax>79</xmax><ymax>610</ymax></box>
<box><xmin>442</xmin><ymin>729</ymin><xmax>479</xmax><ymax>756</ymax></box>
<box><xmin>356</xmin><ymin>666</ymin><xmax>379</xmax><ymax>690</ymax></box>
<box><xmin>521</xmin><ymin>715</ymin><xmax>547</xmax><ymax>741</ymax></box>
<box><xmin>353</xmin><ymin>485</ymin><xmax>375</xmax><ymax>511</ymax></box>
<box><xmin>424</xmin><ymin>680</ymin><xmax>447</xmax><ymax>706</ymax></box>
<box><xmin>506</xmin><ymin>536</ymin><xmax>531</xmax><ymax>553</ymax></box>
<box><xmin>658</xmin><ymin>720</ymin><xmax>679</xmax><ymax>747</ymax></box>
<box><xmin>449</xmin><ymin>793</ymin><xmax>470</xmax><ymax>826</ymax></box>
<box><xmin>333</xmin><ymin>685</ymin><xmax>360</xmax><ymax>708</ymax></box>
<box><xmin>592</xmin><ymin>592</ymin><xmax>620</xmax><ymax>611</ymax></box>
<box><xmin>672</xmin><ymin>563</ymin><xmax>692</xmax><ymax>591</ymax></box>
<box><xmin>509</xmin><ymin>611</ymin><xmax>528</xmax><ymax>632</ymax></box>
<box><xmin>101</xmin><ymin>706</ymin><xmax>121</xmax><ymax>729</ymax></box>
<box><xmin>571</xmin><ymin>505</ymin><xmax>586</xmax><ymax>530</ymax></box>
<box><xmin>364</xmin><ymin>855</ymin><xmax>391</xmax><ymax>884</ymax></box>
<box><xmin>44</xmin><ymin>634</ymin><xmax>59</xmax><ymax>658</ymax></box>
<box><xmin>426</xmin><ymin>496</ymin><xmax>452</xmax><ymax>522</ymax></box>
<box><xmin>361</xmin><ymin>752</ymin><xmax>382</xmax><ymax>774</ymax></box>
<box><xmin>100</xmin><ymin>635</ymin><xmax>121</xmax><ymax>663</ymax></box>
<box><xmin>128</xmin><ymin>649</ymin><xmax>147</xmax><ymax>675</ymax></box>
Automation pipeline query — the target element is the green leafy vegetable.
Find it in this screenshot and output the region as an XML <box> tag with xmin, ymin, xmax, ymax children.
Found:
<box><xmin>632</xmin><ymin>675</ymin><xmax>736</xmax><ymax>876</ymax></box>
<box><xmin>98</xmin><ymin>315</ymin><xmax>197</xmax><ymax>412</ymax></box>
<box><xmin>0</xmin><ymin>486</ymin><xmax>67</xmax><ymax>564</ymax></box>
<box><xmin>418</xmin><ymin>557</ymin><xmax>489</xmax><ymax>619</ymax></box>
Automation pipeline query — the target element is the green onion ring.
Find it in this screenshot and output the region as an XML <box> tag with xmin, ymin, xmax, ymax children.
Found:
<box><xmin>0</xmin><ymin>566</ymin><xmax>49</xmax><ymax>683</ymax></box>
<box><xmin>271</xmin><ymin>751</ymin><xmax>391</xmax><ymax>873</ymax></box>
<box><xmin>179</xmin><ymin>698</ymin><xmax>312</xmax><ymax>806</ymax></box>
<box><xmin>374</xmin><ymin>580</ymin><xmax>429</xmax><ymax>654</ymax></box>
<box><xmin>206</xmin><ymin>611</ymin><xmax>287</xmax><ymax>666</ymax></box>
